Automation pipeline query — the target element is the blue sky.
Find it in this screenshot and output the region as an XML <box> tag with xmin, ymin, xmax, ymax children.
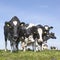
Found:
<box><xmin>0</xmin><ymin>0</ymin><xmax>60</xmax><ymax>50</ymax></box>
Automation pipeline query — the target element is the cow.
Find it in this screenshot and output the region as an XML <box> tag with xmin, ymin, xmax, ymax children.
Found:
<box><xmin>36</xmin><ymin>25</ymin><xmax>56</xmax><ymax>51</ymax></box>
<box><xmin>4</xmin><ymin>16</ymin><xmax>21</xmax><ymax>52</ymax></box>
<box><xmin>20</xmin><ymin>23</ymin><xmax>44</xmax><ymax>52</ymax></box>
<box><xmin>19</xmin><ymin>23</ymin><xmax>35</xmax><ymax>51</ymax></box>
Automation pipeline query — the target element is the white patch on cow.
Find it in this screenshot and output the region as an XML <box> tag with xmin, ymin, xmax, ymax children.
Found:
<box><xmin>28</xmin><ymin>35</ymin><xmax>34</xmax><ymax>42</ymax></box>
<box><xmin>25</xmin><ymin>37</ymin><xmax>29</xmax><ymax>43</ymax></box>
<box><xmin>25</xmin><ymin>35</ymin><xmax>34</xmax><ymax>44</ymax></box>
<box><xmin>26</xmin><ymin>23</ymin><xmax>35</xmax><ymax>29</ymax></box>
<box><xmin>21</xmin><ymin>42</ymin><xmax>26</xmax><ymax>52</ymax></box>
<box><xmin>37</xmin><ymin>28</ymin><xmax>43</xmax><ymax>42</ymax></box>
<box><xmin>13</xmin><ymin>21</ymin><xmax>17</xmax><ymax>26</ymax></box>
<box><xmin>45</xmin><ymin>26</ymin><xmax>49</xmax><ymax>30</ymax></box>
<box><xmin>42</xmin><ymin>43</ymin><xmax>48</xmax><ymax>50</ymax></box>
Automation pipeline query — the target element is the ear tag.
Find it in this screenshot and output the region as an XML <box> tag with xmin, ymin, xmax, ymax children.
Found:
<box><xmin>7</xmin><ymin>24</ymin><xmax>9</xmax><ymax>26</ymax></box>
<box><xmin>44</xmin><ymin>32</ymin><xmax>46</xmax><ymax>33</ymax></box>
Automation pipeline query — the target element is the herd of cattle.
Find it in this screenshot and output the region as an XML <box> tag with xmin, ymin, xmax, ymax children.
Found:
<box><xmin>4</xmin><ymin>16</ymin><xmax>56</xmax><ymax>52</ymax></box>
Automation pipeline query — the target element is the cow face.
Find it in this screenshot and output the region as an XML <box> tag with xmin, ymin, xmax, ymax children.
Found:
<box><xmin>11</xmin><ymin>22</ymin><xmax>20</xmax><ymax>41</ymax></box>
<box><xmin>49</xmin><ymin>32</ymin><xmax>56</xmax><ymax>39</ymax></box>
<box><xmin>43</xmin><ymin>32</ymin><xmax>56</xmax><ymax>42</ymax></box>
<box><xmin>9</xmin><ymin>17</ymin><xmax>21</xmax><ymax>41</ymax></box>
<box><xmin>43</xmin><ymin>25</ymin><xmax>55</xmax><ymax>40</ymax></box>
<box><xmin>44</xmin><ymin>25</ymin><xmax>53</xmax><ymax>35</ymax></box>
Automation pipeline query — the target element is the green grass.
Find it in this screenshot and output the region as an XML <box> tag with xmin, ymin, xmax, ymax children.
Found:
<box><xmin>0</xmin><ymin>50</ymin><xmax>60</xmax><ymax>60</ymax></box>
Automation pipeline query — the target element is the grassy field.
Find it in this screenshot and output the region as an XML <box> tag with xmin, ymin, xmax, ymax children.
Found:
<box><xmin>0</xmin><ymin>50</ymin><xmax>60</xmax><ymax>60</ymax></box>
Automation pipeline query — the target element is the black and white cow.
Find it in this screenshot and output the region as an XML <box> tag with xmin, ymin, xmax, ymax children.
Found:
<box><xmin>42</xmin><ymin>25</ymin><xmax>56</xmax><ymax>42</ymax></box>
<box><xmin>4</xmin><ymin>16</ymin><xmax>21</xmax><ymax>52</ymax></box>
<box><xmin>36</xmin><ymin>25</ymin><xmax>56</xmax><ymax>51</ymax></box>
<box><xmin>19</xmin><ymin>23</ymin><xmax>35</xmax><ymax>51</ymax></box>
<box><xmin>20</xmin><ymin>23</ymin><xmax>44</xmax><ymax>52</ymax></box>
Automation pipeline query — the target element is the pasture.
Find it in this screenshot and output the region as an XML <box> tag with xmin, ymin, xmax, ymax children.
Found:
<box><xmin>0</xmin><ymin>50</ymin><xmax>60</xmax><ymax>60</ymax></box>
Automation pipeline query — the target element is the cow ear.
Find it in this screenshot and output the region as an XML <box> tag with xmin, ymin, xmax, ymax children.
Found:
<box><xmin>49</xmin><ymin>26</ymin><xmax>53</xmax><ymax>29</ymax></box>
<box><xmin>20</xmin><ymin>23</ymin><xmax>24</xmax><ymax>26</ymax></box>
<box><xmin>20</xmin><ymin>22</ymin><xmax>25</xmax><ymax>26</ymax></box>
<box><xmin>5</xmin><ymin>22</ymin><xmax>10</xmax><ymax>27</ymax></box>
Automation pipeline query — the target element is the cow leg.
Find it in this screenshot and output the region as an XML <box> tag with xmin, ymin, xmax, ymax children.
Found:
<box><xmin>5</xmin><ymin>37</ymin><xmax>7</xmax><ymax>51</ymax></box>
<box><xmin>22</xmin><ymin>42</ymin><xmax>27</xmax><ymax>52</ymax></box>
<box><xmin>16</xmin><ymin>42</ymin><xmax>19</xmax><ymax>51</ymax></box>
<box><xmin>39</xmin><ymin>44</ymin><xmax>42</xmax><ymax>51</ymax></box>
<box><xmin>38</xmin><ymin>42</ymin><xmax>42</xmax><ymax>51</ymax></box>
<box><xmin>13</xmin><ymin>44</ymin><xmax>16</xmax><ymax>51</ymax></box>
<box><xmin>13</xmin><ymin>42</ymin><xmax>18</xmax><ymax>52</ymax></box>
<box><xmin>33</xmin><ymin>38</ymin><xmax>39</xmax><ymax>52</ymax></box>
<box><xmin>32</xmin><ymin>42</ymin><xmax>36</xmax><ymax>52</ymax></box>
<box><xmin>16</xmin><ymin>44</ymin><xmax>18</xmax><ymax>51</ymax></box>
<box><xmin>10</xmin><ymin>41</ymin><xmax>14</xmax><ymax>52</ymax></box>
<box><xmin>40</xmin><ymin>45</ymin><xmax>42</xmax><ymax>51</ymax></box>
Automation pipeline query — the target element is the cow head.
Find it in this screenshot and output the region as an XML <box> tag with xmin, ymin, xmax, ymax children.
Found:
<box><xmin>9</xmin><ymin>16</ymin><xmax>21</xmax><ymax>41</ymax></box>
<box><xmin>49</xmin><ymin>32</ymin><xmax>56</xmax><ymax>39</ymax></box>
<box><xmin>44</xmin><ymin>25</ymin><xmax>53</xmax><ymax>35</ymax></box>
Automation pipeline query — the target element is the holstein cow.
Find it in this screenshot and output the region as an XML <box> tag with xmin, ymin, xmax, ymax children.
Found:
<box><xmin>4</xmin><ymin>16</ymin><xmax>21</xmax><ymax>52</ymax></box>
<box><xmin>37</xmin><ymin>25</ymin><xmax>56</xmax><ymax>51</ymax></box>
<box><xmin>20</xmin><ymin>23</ymin><xmax>44</xmax><ymax>52</ymax></box>
<box><xmin>20</xmin><ymin>23</ymin><xmax>35</xmax><ymax>51</ymax></box>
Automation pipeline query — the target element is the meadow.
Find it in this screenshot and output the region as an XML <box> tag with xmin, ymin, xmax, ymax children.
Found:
<box><xmin>0</xmin><ymin>50</ymin><xmax>60</xmax><ymax>60</ymax></box>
